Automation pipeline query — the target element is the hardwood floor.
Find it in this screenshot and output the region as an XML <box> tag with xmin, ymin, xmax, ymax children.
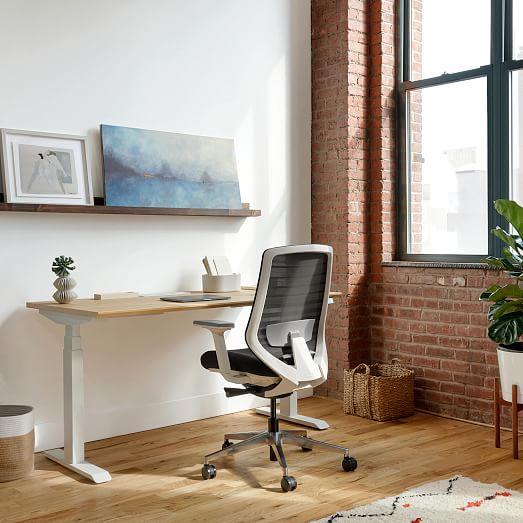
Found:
<box><xmin>2</xmin><ymin>397</ymin><xmax>523</xmax><ymax>522</ymax></box>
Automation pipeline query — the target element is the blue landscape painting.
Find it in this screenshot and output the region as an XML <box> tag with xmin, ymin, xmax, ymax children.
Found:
<box><xmin>101</xmin><ymin>124</ymin><xmax>242</xmax><ymax>209</ymax></box>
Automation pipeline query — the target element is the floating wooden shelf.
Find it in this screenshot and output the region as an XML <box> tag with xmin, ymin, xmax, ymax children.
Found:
<box><xmin>0</xmin><ymin>197</ymin><xmax>261</xmax><ymax>218</ymax></box>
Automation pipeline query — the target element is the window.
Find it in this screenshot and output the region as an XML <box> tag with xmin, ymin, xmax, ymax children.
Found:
<box><xmin>397</xmin><ymin>0</ymin><xmax>523</xmax><ymax>261</ymax></box>
<box><xmin>514</xmin><ymin>0</ymin><xmax>523</xmax><ymax>58</ymax></box>
<box><xmin>512</xmin><ymin>0</ymin><xmax>523</xmax><ymax>205</ymax></box>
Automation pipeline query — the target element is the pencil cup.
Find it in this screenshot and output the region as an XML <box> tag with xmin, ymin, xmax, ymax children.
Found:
<box><xmin>202</xmin><ymin>274</ymin><xmax>241</xmax><ymax>293</ymax></box>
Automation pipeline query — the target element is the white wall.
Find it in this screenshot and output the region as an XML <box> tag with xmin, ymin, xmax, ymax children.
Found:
<box><xmin>0</xmin><ymin>0</ymin><xmax>311</xmax><ymax>451</ymax></box>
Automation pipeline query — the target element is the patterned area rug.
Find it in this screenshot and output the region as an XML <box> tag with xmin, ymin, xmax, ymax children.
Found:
<box><xmin>313</xmin><ymin>476</ymin><xmax>523</xmax><ymax>522</ymax></box>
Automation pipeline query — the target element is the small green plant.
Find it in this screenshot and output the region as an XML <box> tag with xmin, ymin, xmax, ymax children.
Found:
<box><xmin>481</xmin><ymin>200</ymin><xmax>523</xmax><ymax>346</ymax></box>
<box><xmin>52</xmin><ymin>255</ymin><xmax>76</xmax><ymax>278</ymax></box>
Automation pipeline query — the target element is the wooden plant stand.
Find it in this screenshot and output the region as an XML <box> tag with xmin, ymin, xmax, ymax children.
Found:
<box><xmin>494</xmin><ymin>378</ymin><xmax>523</xmax><ymax>459</ymax></box>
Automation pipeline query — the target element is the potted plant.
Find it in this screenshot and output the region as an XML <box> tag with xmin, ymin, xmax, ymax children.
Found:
<box><xmin>52</xmin><ymin>255</ymin><xmax>77</xmax><ymax>304</ymax></box>
<box><xmin>481</xmin><ymin>199</ymin><xmax>523</xmax><ymax>403</ymax></box>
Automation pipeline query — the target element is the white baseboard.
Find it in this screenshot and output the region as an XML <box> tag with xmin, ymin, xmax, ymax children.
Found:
<box><xmin>35</xmin><ymin>388</ymin><xmax>313</xmax><ymax>452</ymax></box>
<box><xmin>35</xmin><ymin>392</ymin><xmax>266</xmax><ymax>452</ymax></box>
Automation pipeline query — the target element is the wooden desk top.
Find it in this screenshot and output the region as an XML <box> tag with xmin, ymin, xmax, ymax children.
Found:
<box><xmin>27</xmin><ymin>290</ymin><xmax>342</xmax><ymax>320</ymax></box>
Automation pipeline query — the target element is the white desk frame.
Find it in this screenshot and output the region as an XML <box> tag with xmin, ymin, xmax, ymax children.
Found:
<box><xmin>40</xmin><ymin>311</ymin><xmax>111</xmax><ymax>484</ymax></box>
<box><xmin>37</xmin><ymin>303</ymin><xmax>328</xmax><ymax>484</ymax></box>
<box><xmin>254</xmin><ymin>394</ymin><xmax>329</xmax><ymax>430</ymax></box>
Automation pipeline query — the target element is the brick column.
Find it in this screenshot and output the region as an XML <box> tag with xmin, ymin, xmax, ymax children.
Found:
<box><xmin>311</xmin><ymin>0</ymin><xmax>370</xmax><ymax>398</ymax></box>
<box><xmin>369</xmin><ymin>0</ymin><xmax>395</xmax><ymax>267</ymax></box>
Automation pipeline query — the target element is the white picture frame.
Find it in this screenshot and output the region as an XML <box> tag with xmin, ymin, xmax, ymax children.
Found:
<box><xmin>1</xmin><ymin>129</ymin><xmax>93</xmax><ymax>205</ymax></box>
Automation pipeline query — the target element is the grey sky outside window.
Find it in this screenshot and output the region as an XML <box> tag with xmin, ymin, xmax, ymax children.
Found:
<box><xmin>511</xmin><ymin>70</ymin><xmax>523</xmax><ymax>204</ymax></box>
<box><xmin>407</xmin><ymin>79</ymin><xmax>488</xmax><ymax>255</ymax></box>
<box><xmin>511</xmin><ymin>3</ymin><xmax>523</xmax><ymax>205</ymax></box>
<box><xmin>410</xmin><ymin>0</ymin><xmax>490</xmax><ymax>81</ymax></box>
<box><xmin>514</xmin><ymin>0</ymin><xmax>523</xmax><ymax>59</ymax></box>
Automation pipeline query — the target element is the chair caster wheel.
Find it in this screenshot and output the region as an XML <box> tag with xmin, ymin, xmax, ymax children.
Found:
<box><xmin>342</xmin><ymin>456</ymin><xmax>358</xmax><ymax>472</ymax></box>
<box><xmin>222</xmin><ymin>439</ymin><xmax>233</xmax><ymax>450</ymax></box>
<box><xmin>281</xmin><ymin>475</ymin><xmax>297</xmax><ymax>492</ymax></box>
<box><xmin>301</xmin><ymin>446</ymin><xmax>312</xmax><ymax>452</ymax></box>
<box><xmin>202</xmin><ymin>464</ymin><xmax>217</xmax><ymax>480</ymax></box>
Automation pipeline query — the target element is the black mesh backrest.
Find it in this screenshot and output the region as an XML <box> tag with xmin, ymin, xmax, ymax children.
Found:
<box><xmin>251</xmin><ymin>251</ymin><xmax>328</xmax><ymax>360</ymax></box>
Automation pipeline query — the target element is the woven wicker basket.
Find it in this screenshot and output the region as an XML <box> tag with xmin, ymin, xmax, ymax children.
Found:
<box><xmin>343</xmin><ymin>360</ymin><xmax>414</xmax><ymax>421</ymax></box>
<box><xmin>0</xmin><ymin>405</ymin><xmax>34</xmax><ymax>482</ymax></box>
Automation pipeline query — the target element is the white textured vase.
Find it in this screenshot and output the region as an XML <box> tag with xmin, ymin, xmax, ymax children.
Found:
<box><xmin>53</xmin><ymin>276</ymin><xmax>77</xmax><ymax>304</ymax></box>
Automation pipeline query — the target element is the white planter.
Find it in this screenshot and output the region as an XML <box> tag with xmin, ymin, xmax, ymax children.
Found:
<box><xmin>497</xmin><ymin>345</ymin><xmax>523</xmax><ymax>403</ymax></box>
<box><xmin>52</xmin><ymin>276</ymin><xmax>77</xmax><ymax>304</ymax></box>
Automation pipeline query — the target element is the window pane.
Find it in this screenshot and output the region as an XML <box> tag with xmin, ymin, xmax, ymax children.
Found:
<box><xmin>515</xmin><ymin>0</ymin><xmax>523</xmax><ymax>60</ymax></box>
<box><xmin>407</xmin><ymin>78</ymin><xmax>488</xmax><ymax>254</ymax></box>
<box><xmin>512</xmin><ymin>69</ymin><xmax>523</xmax><ymax>204</ymax></box>
<box><xmin>410</xmin><ymin>0</ymin><xmax>490</xmax><ymax>80</ymax></box>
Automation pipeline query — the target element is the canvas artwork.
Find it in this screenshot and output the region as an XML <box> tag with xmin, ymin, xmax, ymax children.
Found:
<box><xmin>101</xmin><ymin>124</ymin><xmax>243</xmax><ymax>209</ymax></box>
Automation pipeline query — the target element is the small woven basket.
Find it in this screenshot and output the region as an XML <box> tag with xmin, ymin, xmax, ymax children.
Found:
<box><xmin>343</xmin><ymin>360</ymin><xmax>414</xmax><ymax>421</ymax></box>
<box><xmin>0</xmin><ymin>405</ymin><xmax>34</xmax><ymax>482</ymax></box>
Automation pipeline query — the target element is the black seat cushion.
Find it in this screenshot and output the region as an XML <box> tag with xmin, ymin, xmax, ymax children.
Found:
<box><xmin>201</xmin><ymin>348</ymin><xmax>279</xmax><ymax>377</ymax></box>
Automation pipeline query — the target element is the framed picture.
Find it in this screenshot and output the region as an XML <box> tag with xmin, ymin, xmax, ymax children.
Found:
<box><xmin>1</xmin><ymin>129</ymin><xmax>93</xmax><ymax>205</ymax></box>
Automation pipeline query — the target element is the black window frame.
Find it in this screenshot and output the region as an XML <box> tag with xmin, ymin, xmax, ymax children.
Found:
<box><xmin>396</xmin><ymin>0</ymin><xmax>523</xmax><ymax>262</ymax></box>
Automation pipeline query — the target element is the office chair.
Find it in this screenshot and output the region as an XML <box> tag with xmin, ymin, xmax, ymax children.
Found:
<box><xmin>195</xmin><ymin>244</ymin><xmax>357</xmax><ymax>492</ymax></box>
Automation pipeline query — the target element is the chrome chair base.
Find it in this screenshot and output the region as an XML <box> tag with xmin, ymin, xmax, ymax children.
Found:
<box><xmin>201</xmin><ymin>398</ymin><xmax>357</xmax><ymax>492</ymax></box>
<box><xmin>204</xmin><ymin>429</ymin><xmax>349</xmax><ymax>478</ymax></box>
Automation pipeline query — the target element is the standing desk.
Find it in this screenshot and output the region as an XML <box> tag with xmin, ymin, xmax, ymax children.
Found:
<box><xmin>26</xmin><ymin>289</ymin><xmax>340</xmax><ymax>483</ymax></box>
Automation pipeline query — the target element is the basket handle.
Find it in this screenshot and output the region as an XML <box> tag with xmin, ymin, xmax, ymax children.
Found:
<box><xmin>349</xmin><ymin>363</ymin><xmax>371</xmax><ymax>377</ymax></box>
<box><xmin>348</xmin><ymin>363</ymin><xmax>371</xmax><ymax>418</ymax></box>
<box><xmin>391</xmin><ymin>358</ymin><xmax>402</xmax><ymax>365</ymax></box>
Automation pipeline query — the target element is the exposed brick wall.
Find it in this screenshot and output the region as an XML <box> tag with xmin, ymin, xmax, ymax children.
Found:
<box><xmin>368</xmin><ymin>0</ymin><xmax>395</xmax><ymax>268</ymax></box>
<box><xmin>370</xmin><ymin>266</ymin><xmax>512</xmax><ymax>426</ymax></box>
<box><xmin>311</xmin><ymin>0</ymin><xmax>512</xmax><ymax>428</ymax></box>
<box><xmin>311</xmin><ymin>0</ymin><xmax>370</xmax><ymax>398</ymax></box>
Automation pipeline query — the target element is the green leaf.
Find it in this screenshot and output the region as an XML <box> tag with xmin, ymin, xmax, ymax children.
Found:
<box><xmin>491</xmin><ymin>300</ymin><xmax>523</xmax><ymax>320</ymax></box>
<box><xmin>482</xmin><ymin>256</ymin><xmax>505</xmax><ymax>268</ymax></box>
<box><xmin>503</xmin><ymin>247</ymin><xmax>523</xmax><ymax>267</ymax></box>
<box><xmin>484</xmin><ymin>284</ymin><xmax>523</xmax><ymax>302</ymax></box>
<box><xmin>492</xmin><ymin>227</ymin><xmax>518</xmax><ymax>249</ymax></box>
<box><xmin>51</xmin><ymin>255</ymin><xmax>76</xmax><ymax>277</ymax></box>
<box><xmin>495</xmin><ymin>199</ymin><xmax>523</xmax><ymax>238</ymax></box>
<box><xmin>501</xmin><ymin>258</ymin><xmax>517</xmax><ymax>271</ymax></box>
<box><xmin>479</xmin><ymin>284</ymin><xmax>502</xmax><ymax>301</ymax></box>
<box><xmin>488</xmin><ymin>313</ymin><xmax>523</xmax><ymax>345</ymax></box>
<box><xmin>487</xmin><ymin>300</ymin><xmax>507</xmax><ymax>320</ymax></box>
<box><xmin>515</xmin><ymin>242</ymin><xmax>523</xmax><ymax>257</ymax></box>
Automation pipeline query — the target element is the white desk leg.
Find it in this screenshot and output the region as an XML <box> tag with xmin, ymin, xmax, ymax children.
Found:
<box><xmin>254</xmin><ymin>392</ymin><xmax>330</xmax><ymax>430</ymax></box>
<box><xmin>43</xmin><ymin>321</ymin><xmax>111</xmax><ymax>483</ymax></box>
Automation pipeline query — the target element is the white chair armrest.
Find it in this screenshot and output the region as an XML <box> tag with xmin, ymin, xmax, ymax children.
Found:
<box><xmin>193</xmin><ymin>320</ymin><xmax>235</xmax><ymax>373</ymax></box>
<box><xmin>290</xmin><ymin>332</ymin><xmax>322</xmax><ymax>381</ymax></box>
<box><xmin>193</xmin><ymin>319</ymin><xmax>235</xmax><ymax>330</ymax></box>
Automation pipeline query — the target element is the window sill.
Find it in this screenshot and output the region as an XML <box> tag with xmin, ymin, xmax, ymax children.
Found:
<box><xmin>382</xmin><ymin>260</ymin><xmax>500</xmax><ymax>270</ymax></box>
